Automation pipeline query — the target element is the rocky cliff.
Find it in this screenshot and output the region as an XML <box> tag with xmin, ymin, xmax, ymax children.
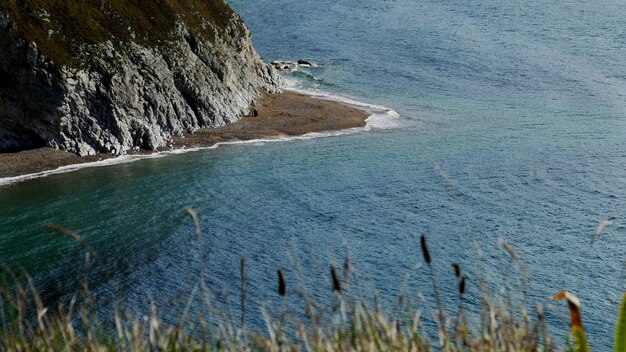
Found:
<box><xmin>0</xmin><ymin>1</ymin><xmax>282</xmax><ymax>156</ymax></box>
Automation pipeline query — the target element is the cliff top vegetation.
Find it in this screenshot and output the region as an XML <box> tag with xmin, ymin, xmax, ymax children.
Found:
<box><xmin>0</xmin><ymin>0</ymin><xmax>238</xmax><ymax>67</ymax></box>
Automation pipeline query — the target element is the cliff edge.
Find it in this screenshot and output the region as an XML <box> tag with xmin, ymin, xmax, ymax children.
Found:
<box><xmin>0</xmin><ymin>1</ymin><xmax>282</xmax><ymax>156</ymax></box>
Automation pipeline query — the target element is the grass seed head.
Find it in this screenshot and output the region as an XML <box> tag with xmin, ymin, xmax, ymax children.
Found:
<box><xmin>331</xmin><ymin>265</ymin><xmax>341</xmax><ymax>292</ymax></box>
<box><xmin>420</xmin><ymin>235</ymin><xmax>432</xmax><ymax>264</ymax></box>
<box><xmin>277</xmin><ymin>269</ymin><xmax>286</xmax><ymax>297</ymax></box>
<box><xmin>452</xmin><ymin>262</ymin><xmax>461</xmax><ymax>278</ymax></box>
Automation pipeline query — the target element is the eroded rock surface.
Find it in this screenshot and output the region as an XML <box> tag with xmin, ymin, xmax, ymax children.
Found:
<box><xmin>0</xmin><ymin>4</ymin><xmax>282</xmax><ymax>155</ymax></box>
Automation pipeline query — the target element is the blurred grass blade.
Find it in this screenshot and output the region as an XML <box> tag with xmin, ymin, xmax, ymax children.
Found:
<box><xmin>45</xmin><ymin>224</ymin><xmax>81</xmax><ymax>242</ymax></box>
<box><xmin>615</xmin><ymin>293</ymin><xmax>626</xmax><ymax>352</ymax></box>
<box><xmin>553</xmin><ymin>291</ymin><xmax>589</xmax><ymax>352</ymax></box>
<box><xmin>186</xmin><ymin>208</ymin><xmax>202</xmax><ymax>240</ymax></box>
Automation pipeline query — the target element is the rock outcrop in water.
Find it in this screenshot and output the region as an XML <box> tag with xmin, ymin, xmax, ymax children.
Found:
<box><xmin>0</xmin><ymin>1</ymin><xmax>282</xmax><ymax>156</ymax></box>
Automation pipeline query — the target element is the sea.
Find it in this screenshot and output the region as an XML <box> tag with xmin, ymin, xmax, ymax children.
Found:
<box><xmin>2</xmin><ymin>0</ymin><xmax>626</xmax><ymax>349</ymax></box>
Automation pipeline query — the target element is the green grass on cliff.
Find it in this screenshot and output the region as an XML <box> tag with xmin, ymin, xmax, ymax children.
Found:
<box><xmin>0</xmin><ymin>0</ymin><xmax>239</xmax><ymax>67</ymax></box>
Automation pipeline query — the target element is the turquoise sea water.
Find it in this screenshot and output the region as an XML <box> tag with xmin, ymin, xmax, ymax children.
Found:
<box><xmin>2</xmin><ymin>0</ymin><xmax>626</xmax><ymax>348</ymax></box>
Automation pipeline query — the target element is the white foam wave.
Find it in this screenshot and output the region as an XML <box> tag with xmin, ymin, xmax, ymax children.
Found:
<box><xmin>0</xmin><ymin>148</ymin><xmax>205</xmax><ymax>187</ymax></box>
<box><xmin>282</xmin><ymin>77</ymin><xmax>400</xmax><ymax>130</ymax></box>
<box><xmin>0</xmin><ymin>81</ymin><xmax>400</xmax><ymax>187</ymax></box>
<box><xmin>0</xmin><ymin>128</ymin><xmax>362</xmax><ymax>187</ymax></box>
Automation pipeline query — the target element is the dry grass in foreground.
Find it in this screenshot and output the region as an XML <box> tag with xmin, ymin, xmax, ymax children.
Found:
<box><xmin>0</xmin><ymin>218</ymin><xmax>623</xmax><ymax>351</ymax></box>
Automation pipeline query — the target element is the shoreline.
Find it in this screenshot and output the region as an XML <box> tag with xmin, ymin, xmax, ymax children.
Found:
<box><xmin>0</xmin><ymin>90</ymin><xmax>374</xmax><ymax>185</ymax></box>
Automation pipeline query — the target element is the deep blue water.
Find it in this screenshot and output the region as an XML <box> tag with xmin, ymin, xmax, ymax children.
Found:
<box><xmin>2</xmin><ymin>0</ymin><xmax>626</xmax><ymax>348</ymax></box>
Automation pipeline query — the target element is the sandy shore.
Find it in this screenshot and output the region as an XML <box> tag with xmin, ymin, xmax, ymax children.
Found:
<box><xmin>0</xmin><ymin>91</ymin><xmax>370</xmax><ymax>179</ymax></box>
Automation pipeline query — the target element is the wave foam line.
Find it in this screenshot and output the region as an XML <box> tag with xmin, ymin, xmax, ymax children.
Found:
<box><xmin>0</xmin><ymin>128</ymin><xmax>363</xmax><ymax>187</ymax></box>
<box><xmin>0</xmin><ymin>148</ymin><xmax>205</xmax><ymax>187</ymax></box>
<box><xmin>282</xmin><ymin>77</ymin><xmax>400</xmax><ymax>130</ymax></box>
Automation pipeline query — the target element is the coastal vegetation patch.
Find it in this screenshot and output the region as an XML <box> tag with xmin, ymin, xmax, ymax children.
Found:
<box><xmin>0</xmin><ymin>221</ymin><xmax>624</xmax><ymax>351</ymax></box>
<box><xmin>0</xmin><ymin>0</ymin><xmax>239</xmax><ymax>67</ymax></box>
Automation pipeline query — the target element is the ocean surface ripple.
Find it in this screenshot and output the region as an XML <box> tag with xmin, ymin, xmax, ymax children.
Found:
<box><xmin>1</xmin><ymin>0</ymin><xmax>626</xmax><ymax>349</ymax></box>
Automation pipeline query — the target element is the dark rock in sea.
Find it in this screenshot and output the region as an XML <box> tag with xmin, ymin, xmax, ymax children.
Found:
<box><xmin>271</xmin><ymin>61</ymin><xmax>296</xmax><ymax>71</ymax></box>
<box><xmin>0</xmin><ymin>1</ymin><xmax>283</xmax><ymax>156</ymax></box>
<box><xmin>297</xmin><ymin>60</ymin><xmax>313</xmax><ymax>66</ymax></box>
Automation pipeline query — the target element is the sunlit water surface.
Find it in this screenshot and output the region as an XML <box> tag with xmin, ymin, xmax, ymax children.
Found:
<box><xmin>2</xmin><ymin>0</ymin><xmax>626</xmax><ymax>348</ymax></box>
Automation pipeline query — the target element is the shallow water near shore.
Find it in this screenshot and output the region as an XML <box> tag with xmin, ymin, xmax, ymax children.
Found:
<box><xmin>2</xmin><ymin>0</ymin><xmax>626</xmax><ymax>348</ymax></box>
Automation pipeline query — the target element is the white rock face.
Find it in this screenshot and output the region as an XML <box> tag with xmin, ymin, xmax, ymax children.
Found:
<box><xmin>0</xmin><ymin>14</ymin><xmax>283</xmax><ymax>156</ymax></box>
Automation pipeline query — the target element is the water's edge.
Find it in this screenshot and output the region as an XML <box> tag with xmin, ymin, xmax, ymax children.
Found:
<box><xmin>0</xmin><ymin>88</ymin><xmax>399</xmax><ymax>187</ymax></box>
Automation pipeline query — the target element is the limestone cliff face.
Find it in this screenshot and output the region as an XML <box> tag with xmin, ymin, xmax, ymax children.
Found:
<box><xmin>0</xmin><ymin>2</ymin><xmax>282</xmax><ymax>156</ymax></box>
